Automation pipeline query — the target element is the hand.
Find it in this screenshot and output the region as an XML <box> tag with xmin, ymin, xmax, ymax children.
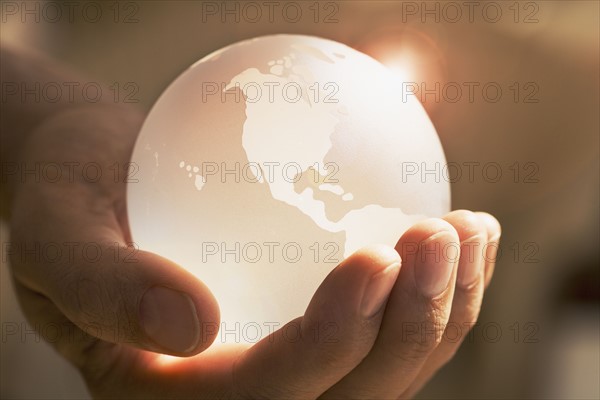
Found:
<box><xmin>6</xmin><ymin>102</ymin><xmax>500</xmax><ymax>399</ymax></box>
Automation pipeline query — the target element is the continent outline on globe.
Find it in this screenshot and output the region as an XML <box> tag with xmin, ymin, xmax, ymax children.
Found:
<box><xmin>127</xmin><ymin>34</ymin><xmax>450</xmax><ymax>346</ymax></box>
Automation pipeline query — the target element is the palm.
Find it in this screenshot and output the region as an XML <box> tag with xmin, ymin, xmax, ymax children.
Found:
<box><xmin>8</xmin><ymin>107</ymin><xmax>500</xmax><ymax>399</ymax></box>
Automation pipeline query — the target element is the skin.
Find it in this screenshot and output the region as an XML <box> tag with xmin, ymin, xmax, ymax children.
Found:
<box><xmin>1</xmin><ymin>44</ymin><xmax>501</xmax><ymax>399</ymax></box>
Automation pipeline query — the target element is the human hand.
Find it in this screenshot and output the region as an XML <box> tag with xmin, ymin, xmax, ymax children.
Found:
<box><xmin>6</xmin><ymin>104</ymin><xmax>500</xmax><ymax>399</ymax></box>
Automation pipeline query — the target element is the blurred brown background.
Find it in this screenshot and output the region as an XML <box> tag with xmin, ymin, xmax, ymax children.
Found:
<box><xmin>1</xmin><ymin>1</ymin><xmax>598</xmax><ymax>398</ymax></box>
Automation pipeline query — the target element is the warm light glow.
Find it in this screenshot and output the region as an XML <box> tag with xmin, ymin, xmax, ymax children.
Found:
<box><xmin>354</xmin><ymin>27</ymin><xmax>448</xmax><ymax>113</ymax></box>
<box><xmin>381</xmin><ymin>56</ymin><xmax>414</xmax><ymax>83</ymax></box>
<box><xmin>155</xmin><ymin>354</ymin><xmax>182</xmax><ymax>366</ymax></box>
<box><xmin>128</xmin><ymin>35</ymin><xmax>450</xmax><ymax>347</ymax></box>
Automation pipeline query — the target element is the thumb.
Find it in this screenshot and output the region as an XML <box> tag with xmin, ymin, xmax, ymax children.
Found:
<box><xmin>124</xmin><ymin>248</ymin><xmax>221</xmax><ymax>355</ymax></box>
<box><xmin>11</xmin><ymin>227</ymin><xmax>220</xmax><ymax>356</ymax></box>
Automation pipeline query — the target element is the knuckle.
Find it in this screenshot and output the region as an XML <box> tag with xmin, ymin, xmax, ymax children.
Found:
<box><xmin>301</xmin><ymin>316</ymin><xmax>372</xmax><ymax>370</ymax></box>
<box><xmin>59</xmin><ymin>259</ymin><xmax>141</xmax><ymax>344</ymax></box>
<box><xmin>313</xmin><ymin>341</ymin><xmax>353</xmax><ymax>370</ymax></box>
<box><xmin>395</xmin><ymin>306</ymin><xmax>448</xmax><ymax>361</ymax></box>
<box><xmin>305</xmin><ymin>331</ymin><xmax>352</xmax><ymax>370</ymax></box>
<box><xmin>476</xmin><ymin>211</ymin><xmax>502</xmax><ymax>238</ymax></box>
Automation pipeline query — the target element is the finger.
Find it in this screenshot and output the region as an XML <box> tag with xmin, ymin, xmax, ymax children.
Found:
<box><xmin>9</xmin><ymin>199</ymin><xmax>220</xmax><ymax>357</ymax></box>
<box><xmin>232</xmin><ymin>245</ymin><xmax>401</xmax><ymax>400</ymax></box>
<box><xmin>475</xmin><ymin>212</ymin><xmax>502</xmax><ymax>289</ymax></box>
<box><xmin>322</xmin><ymin>218</ymin><xmax>460</xmax><ymax>399</ymax></box>
<box><xmin>401</xmin><ymin>210</ymin><xmax>488</xmax><ymax>398</ymax></box>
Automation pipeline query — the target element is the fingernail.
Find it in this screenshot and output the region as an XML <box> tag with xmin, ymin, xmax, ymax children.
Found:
<box><xmin>140</xmin><ymin>286</ymin><xmax>200</xmax><ymax>353</ymax></box>
<box><xmin>415</xmin><ymin>232</ymin><xmax>457</xmax><ymax>298</ymax></box>
<box><xmin>361</xmin><ymin>262</ymin><xmax>401</xmax><ymax>318</ymax></box>
<box><xmin>457</xmin><ymin>235</ymin><xmax>485</xmax><ymax>289</ymax></box>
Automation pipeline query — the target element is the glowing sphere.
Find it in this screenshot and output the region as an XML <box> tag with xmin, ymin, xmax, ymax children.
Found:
<box><xmin>127</xmin><ymin>34</ymin><xmax>450</xmax><ymax>346</ymax></box>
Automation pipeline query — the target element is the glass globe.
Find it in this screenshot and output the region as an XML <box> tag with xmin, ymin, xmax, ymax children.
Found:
<box><xmin>127</xmin><ymin>34</ymin><xmax>450</xmax><ymax>346</ymax></box>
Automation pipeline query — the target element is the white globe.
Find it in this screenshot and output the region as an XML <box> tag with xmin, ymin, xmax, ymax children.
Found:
<box><xmin>127</xmin><ymin>34</ymin><xmax>450</xmax><ymax>346</ymax></box>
